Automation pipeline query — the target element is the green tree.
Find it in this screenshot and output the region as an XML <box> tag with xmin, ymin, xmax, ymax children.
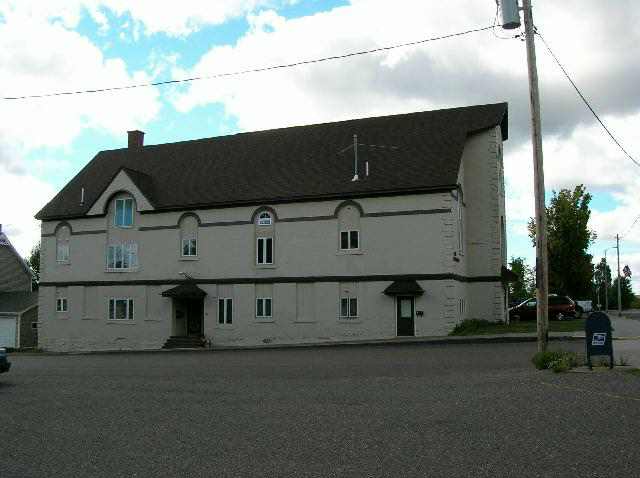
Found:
<box><xmin>25</xmin><ymin>242</ymin><xmax>40</xmax><ymax>290</ymax></box>
<box><xmin>508</xmin><ymin>256</ymin><xmax>534</xmax><ymax>302</ymax></box>
<box><xmin>528</xmin><ymin>185</ymin><xmax>597</xmax><ymax>299</ymax></box>
<box><xmin>607</xmin><ymin>266</ymin><xmax>635</xmax><ymax>310</ymax></box>
<box><xmin>593</xmin><ymin>258</ymin><xmax>612</xmax><ymax>309</ymax></box>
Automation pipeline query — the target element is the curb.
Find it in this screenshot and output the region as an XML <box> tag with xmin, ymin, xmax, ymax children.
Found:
<box><xmin>9</xmin><ymin>334</ymin><xmax>583</xmax><ymax>357</ymax></box>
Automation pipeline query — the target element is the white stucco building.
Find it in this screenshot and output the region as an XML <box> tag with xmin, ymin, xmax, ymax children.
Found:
<box><xmin>36</xmin><ymin>103</ymin><xmax>511</xmax><ymax>352</ymax></box>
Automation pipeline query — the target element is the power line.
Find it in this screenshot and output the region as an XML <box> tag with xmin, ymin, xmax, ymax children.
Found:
<box><xmin>536</xmin><ymin>30</ymin><xmax>640</xmax><ymax>170</ymax></box>
<box><xmin>1</xmin><ymin>25</ymin><xmax>493</xmax><ymax>101</ymax></box>
<box><xmin>622</xmin><ymin>213</ymin><xmax>640</xmax><ymax>239</ymax></box>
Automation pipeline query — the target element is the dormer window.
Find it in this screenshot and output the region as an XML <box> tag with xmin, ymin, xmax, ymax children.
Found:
<box><xmin>257</xmin><ymin>212</ymin><xmax>272</xmax><ymax>226</ymax></box>
<box><xmin>114</xmin><ymin>198</ymin><xmax>134</xmax><ymax>227</ymax></box>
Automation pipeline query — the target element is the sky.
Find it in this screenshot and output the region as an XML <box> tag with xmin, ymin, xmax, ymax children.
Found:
<box><xmin>0</xmin><ymin>0</ymin><xmax>638</xmax><ymax>294</ymax></box>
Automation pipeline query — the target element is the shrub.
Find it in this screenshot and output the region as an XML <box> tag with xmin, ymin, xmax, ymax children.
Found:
<box><xmin>450</xmin><ymin>319</ymin><xmax>496</xmax><ymax>336</ymax></box>
<box><xmin>532</xmin><ymin>350</ymin><xmax>580</xmax><ymax>372</ymax></box>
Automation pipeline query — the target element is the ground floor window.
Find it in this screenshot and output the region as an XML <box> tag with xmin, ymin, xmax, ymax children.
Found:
<box><xmin>256</xmin><ymin>297</ymin><xmax>272</xmax><ymax>319</ymax></box>
<box><xmin>56</xmin><ymin>298</ymin><xmax>68</xmax><ymax>312</ymax></box>
<box><xmin>109</xmin><ymin>298</ymin><xmax>134</xmax><ymax>320</ymax></box>
<box><xmin>340</xmin><ymin>297</ymin><xmax>358</xmax><ymax>319</ymax></box>
<box><xmin>218</xmin><ymin>298</ymin><xmax>233</xmax><ymax>324</ymax></box>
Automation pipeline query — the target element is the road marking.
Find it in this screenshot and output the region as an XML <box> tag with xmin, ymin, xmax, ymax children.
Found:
<box><xmin>539</xmin><ymin>381</ymin><xmax>640</xmax><ymax>402</ymax></box>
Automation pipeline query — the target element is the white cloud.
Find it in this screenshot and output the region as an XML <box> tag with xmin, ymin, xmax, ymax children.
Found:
<box><xmin>0</xmin><ymin>15</ymin><xmax>161</xmax><ymax>150</ymax></box>
<box><xmin>0</xmin><ymin>0</ymin><xmax>279</xmax><ymax>37</ymax></box>
<box><xmin>0</xmin><ymin>165</ymin><xmax>56</xmax><ymax>257</ymax></box>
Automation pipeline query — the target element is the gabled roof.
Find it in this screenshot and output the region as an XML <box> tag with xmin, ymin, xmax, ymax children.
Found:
<box><xmin>120</xmin><ymin>168</ymin><xmax>156</xmax><ymax>207</ymax></box>
<box><xmin>36</xmin><ymin>103</ymin><xmax>508</xmax><ymax>220</ymax></box>
<box><xmin>383</xmin><ymin>280</ymin><xmax>425</xmax><ymax>296</ymax></box>
<box><xmin>0</xmin><ymin>291</ymin><xmax>38</xmax><ymax>314</ymax></box>
<box><xmin>161</xmin><ymin>283</ymin><xmax>207</xmax><ymax>299</ymax></box>
<box><xmin>0</xmin><ymin>228</ymin><xmax>33</xmax><ymax>280</ymax></box>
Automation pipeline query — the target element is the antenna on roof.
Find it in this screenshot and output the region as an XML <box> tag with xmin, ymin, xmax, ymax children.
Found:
<box><xmin>351</xmin><ymin>134</ymin><xmax>359</xmax><ymax>182</ymax></box>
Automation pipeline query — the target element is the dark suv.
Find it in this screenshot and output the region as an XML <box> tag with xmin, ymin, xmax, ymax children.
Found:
<box><xmin>0</xmin><ymin>347</ymin><xmax>10</xmax><ymax>374</ymax></box>
<box><xmin>509</xmin><ymin>295</ymin><xmax>576</xmax><ymax>321</ymax></box>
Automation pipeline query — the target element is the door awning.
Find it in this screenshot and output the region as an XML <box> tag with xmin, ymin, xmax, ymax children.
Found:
<box><xmin>383</xmin><ymin>280</ymin><xmax>424</xmax><ymax>296</ymax></box>
<box><xmin>161</xmin><ymin>282</ymin><xmax>207</xmax><ymax>299</ymax></box>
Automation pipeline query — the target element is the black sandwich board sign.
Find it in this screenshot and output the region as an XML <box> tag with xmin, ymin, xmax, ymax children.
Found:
<box><xmin>585</xmin><ymin>312</ymin><xmax>614</xmax><ymax>370</ymax></box>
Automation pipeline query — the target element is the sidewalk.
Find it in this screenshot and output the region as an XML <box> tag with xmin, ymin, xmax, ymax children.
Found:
<box><xmin>610</xmin><ymin>314</ymin><xmax>640</xmax><ymax>367</ymax></box>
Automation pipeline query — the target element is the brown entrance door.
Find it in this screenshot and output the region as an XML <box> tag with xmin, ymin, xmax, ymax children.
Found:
<box><xmin>397</xmin><ymin>296</ymin><xmax>415</xmax><ymax>336</ymax></box>
<box><xmin>186</xmin><ymin>300</ymin><xmax>203</xmax><ymax>336</ymax></box>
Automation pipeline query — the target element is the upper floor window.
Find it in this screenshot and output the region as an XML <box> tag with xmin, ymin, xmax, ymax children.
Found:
<box><xmin>336</xmin><ymin>201</ymin><xmax>362</xmax><ymax>253</ymax></box>
<box><xmin>179</xmin><ymin>214</ymin><xmax>199</xmax><ymax>258</ymax></box>
<box><xmin>257</xmin><ymin>212</ymin><xmax>272</xmax><ymax>226</ymax></box>
<box><xmin>182</xmin><ymin>239</ymin><xmax>197</xmax><ymax>257</ymax></box>
<box><xmin>56</xmin><ymin>297</ymin><xmax>68</xmax><ymax>312</ymax></box>
<box><xmin>55</xmin><ymin>224</ymin><xmax>71</xmax><ymax>264</ymax></box>
<box><xmin>109</xmin><ymin>298</ymin><xmax>134</xmax><ymax>320</ymax></box>
<box><xmin>457</xmin><ymin>191</ymin><xmax>464</xmax><ymax>255</ymax></box>
<box><xmin>257</xmin><ymin>237</ymin><xmax>273</xmax><ymax>265</ymax></box>
<box><xmin>106</xmin><ymin>242</ymin><xmax>138</xmax><ymax>271</ymax></box>
<box><xmin>56</xmin><ymin>241</ymin><xmax>70</xmax><ymax>263</ymax></box>
<box><xmin>114</xmin><ymin>198</ymin><xmax>134</xmax><ymax>227</ymax></box>
<box><xmin>340</xmin><ymin>230</ymin><xmax>359</xmax><ymax>250</ymax></box>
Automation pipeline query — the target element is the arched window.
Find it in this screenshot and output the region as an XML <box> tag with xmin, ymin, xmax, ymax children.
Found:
<box><xmin>56</xmin><ymin>224</ymin><xmax>71</xmax><ymax>264</ymax></box>
<box><xmin>253</xmin><ymin>209</ymin><xmax>275</xmax><ymax>267</ymax></box>
<box><xmin>257</xmin><ymin>211</ymin><xmax>272</xmax><ymax>226</ymax></box>
<box><xmin>336</xmin><ymin>201</ymin><xmax>362</xmax><ymax>252</ymax></box>
<box><xmin>179</xmin><ymin>214</ymin><xmax>199</xmax><ymax>258</ymax></box>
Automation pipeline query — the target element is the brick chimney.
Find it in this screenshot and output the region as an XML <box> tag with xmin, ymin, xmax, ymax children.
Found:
<box><xmin>128</xmin><ymin>130</ymin><xmax>145</xmax><ymax>148</ymax></box>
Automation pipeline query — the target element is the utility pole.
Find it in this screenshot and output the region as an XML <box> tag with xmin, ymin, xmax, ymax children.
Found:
<box><xmin>522</xmin><ymin>0</ymin><xmax>549</xmax><ymax>352</ymax></box>
<box><xmin>500</xmin><ymin>0</ymin><xmax>549</xmax><ymax>351</ymax></box>
<box><xmin>617</xmin><ymin>234</ymin><xmax>622</xmax><ymax>316</ymax></box>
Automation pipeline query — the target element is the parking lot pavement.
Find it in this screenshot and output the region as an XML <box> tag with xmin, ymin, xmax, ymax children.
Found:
<box><xmin>2</xmin><ymin>342</ymin><xmax>640</xmax><ymax>478</ymax></box>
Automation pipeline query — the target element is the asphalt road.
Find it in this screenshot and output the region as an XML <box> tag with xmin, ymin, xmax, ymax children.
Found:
<box><xmin>2</xmin><ymin>342</ymin><xmax>639</xmax><ymax>478</ymax></box>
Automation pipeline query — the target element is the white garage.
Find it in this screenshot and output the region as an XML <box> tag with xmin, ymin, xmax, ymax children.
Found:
<box><xmin>0</xmin><ymin>314</ymin><xmax>17</xmax><ymax>348</ymax></box>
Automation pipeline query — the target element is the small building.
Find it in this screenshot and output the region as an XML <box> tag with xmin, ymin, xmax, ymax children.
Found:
<box><xmin>0</xmin><ymin>225</ymin><xmax>38</xmax><ymax>349</ymax></box>
<box><xmin>36</xmin><ymin>103</ymin><xmax>510</xmax><ymax>352</ymax></box>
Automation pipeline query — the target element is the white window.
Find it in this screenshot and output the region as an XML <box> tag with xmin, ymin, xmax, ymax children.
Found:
<box><xmin>109</xmin><ymin>298</ymin><xmax>134</xmax><ymax>320</ymax></box>
<box><xmin>340</xmin><ymin>297</ymin><xmax>358</xmax><ymax>318</ymax></box>
<box><xmin>56</xmin><ymin>241</ymin><xmax>70</xmax><ymax>263</ymax></box>
<box><xmin>182</xmin><ymin>238</ymin><xmax>197</xmax><ymax>257</ymax></box>
<box><xmin>340</xmin><ymin>230</ymin><xmax>359</xmax><ymax>250</ymax></box>
<box><xmin>257</xmin><ymin>211</ymin><xmax>272</xmax><ymax>226</ymax></box>
<box><xmin>457</xmin><ymin>191</ymin><xmax>464</xmax><ymax>254</ymax></box>
<box><xmin>256</xmin><ymin>297</ymin><xmax>273</xmax><ymax>319</ymax></box>
<box><xmin>257</xmin><ymin>237</ymin><xmax>273</xmax><ymax>264</ymax></box>
<box><xmin>218</xmin><ymin>298</ymin><xmax>233</xmax><ymax>324</ymax></box>
<box><xmin>56</xmin><ymin>298</ymin><xmax>68</xmax><ymax>312</ymax></box>
<box><xmin>114</xmin><ymin>198</ymin><xmax>134</xmax><ymax>227</ymax></box>
<box><xmin>106</xmin><ymin>243</ymin><xmax>138</xmax><ymax>270</ymax></box>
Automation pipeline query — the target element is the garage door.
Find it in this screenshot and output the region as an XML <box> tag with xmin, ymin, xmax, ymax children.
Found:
<box><xmin>0</xmin><ymin>316</ymin><xmax>17</xmax><ymax>348</ymax></box>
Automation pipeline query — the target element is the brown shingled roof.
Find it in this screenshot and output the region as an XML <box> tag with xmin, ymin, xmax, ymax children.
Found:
<box><xmin>36</xmin><ymin>102</ymin><xmax>507</xmax><ymax>220</ymax></box>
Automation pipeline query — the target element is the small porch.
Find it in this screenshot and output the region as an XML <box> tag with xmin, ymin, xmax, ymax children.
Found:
<box><xmin>161</xmin><ymin>282</ymin><xmax>207</xmax><ymax>349</ymax></box>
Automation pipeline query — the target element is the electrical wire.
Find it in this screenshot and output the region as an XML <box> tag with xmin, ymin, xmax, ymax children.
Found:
<box><xmin>1</xmin><ymin>25</ymin><xmax>493</xmax><ymax>101</ymax></box>
<box><xmin>621</xmin><ymin>213</ymin><xmax>640</xmax><ymax>239</ymax></box>
<box><xmin>536</xmin><ymin>30</ymin><xmax>640</xmax><ymax>170</ymax></box>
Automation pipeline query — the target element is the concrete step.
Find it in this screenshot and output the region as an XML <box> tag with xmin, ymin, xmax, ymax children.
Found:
<box><xmin>163</xmin><ymin>336</ymin><xmax>206</xmax><ymax>349</ymax></box>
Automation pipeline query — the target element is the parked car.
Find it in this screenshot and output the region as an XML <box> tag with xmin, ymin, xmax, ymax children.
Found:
<box><xmin>575</xmin><ymin>300</ymin><xmax>593</xmax><ymax>318</ymax></box>
<box><xmin>509</xmin><ymin>295</ymin><xmax>577</xmax><ymax>321</ymax></box>
<box><xmin>0</xmin><ymin>347</ymin><xmax>10</xmax><ymax>374</ymax></box>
